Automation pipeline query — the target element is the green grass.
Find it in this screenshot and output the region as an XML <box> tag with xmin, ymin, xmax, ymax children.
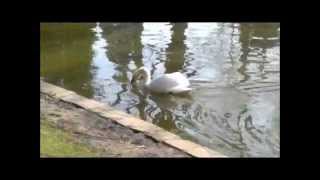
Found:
<box><xmin>40</xmin><ymin>120</ymin><xmax>101</xmax><ymax>157</ymax></box>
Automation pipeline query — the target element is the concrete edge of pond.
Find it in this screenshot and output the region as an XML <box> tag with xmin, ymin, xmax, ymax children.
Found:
<box><xmin>40</xmin><ymin>80</ymin><xmax>227</xmax><ymax>158</ymax></box>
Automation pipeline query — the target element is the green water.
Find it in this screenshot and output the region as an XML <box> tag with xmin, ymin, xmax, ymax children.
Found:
<box><xmin>41</xmin><ymin>22</ymin><xmax>280</xmax><ymax>157</ymax></box>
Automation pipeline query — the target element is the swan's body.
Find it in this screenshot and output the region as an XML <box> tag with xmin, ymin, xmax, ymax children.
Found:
<box><xmin>131</xmin><ymin>67</ymin><xmax>191</xmax><ymax>94</ymax></box>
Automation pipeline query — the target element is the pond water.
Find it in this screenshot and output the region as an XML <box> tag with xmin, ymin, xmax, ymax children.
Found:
<box><xmin>40</xmin><ymin>22</ymin><xmax>280</xmax><ymax>157</ymax></box>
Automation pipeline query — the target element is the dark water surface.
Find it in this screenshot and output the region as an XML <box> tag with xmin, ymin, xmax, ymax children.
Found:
<box><xmin>41</xmin><ymin>23</ymin><xmax>280</xmax><ymax>157</ymax></box>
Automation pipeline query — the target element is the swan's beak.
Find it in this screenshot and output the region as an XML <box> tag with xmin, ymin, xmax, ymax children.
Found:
<box><xmin>130</xmin><ymin>77</ymin><xmax>135</xmax><ymax>84</ymax></box>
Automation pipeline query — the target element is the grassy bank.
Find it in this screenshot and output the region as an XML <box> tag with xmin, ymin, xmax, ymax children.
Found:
<box><xmin>40</xmin><ymin>120</ymin><xmax>101</xmax><ymax>157</ymax></box>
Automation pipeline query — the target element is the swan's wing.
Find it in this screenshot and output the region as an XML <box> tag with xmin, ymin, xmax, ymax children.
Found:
<box><xmin>148</xmin><ymin>72</ymin><xmax>190</xmax><ymax>93</ymax></box>
<box><xmin>166</xmin><ymin>72</ymin><xmax>190</xmax><ymax>87</ymax></box>
<box><xmin>148</xmin><ymin>75</ymin><xmax>179</xmax><ymax>93</ymax></box>
<box><xmin>168</xmin><ymin>86</ymin><xmax>192</xmax><ymax>94</ymax></box>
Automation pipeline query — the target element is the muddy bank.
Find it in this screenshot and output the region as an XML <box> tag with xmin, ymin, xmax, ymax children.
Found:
<box><xmin>41</xmin><ymin>93</ymin><xmax>190</xmax><ymax>157</ymax></box>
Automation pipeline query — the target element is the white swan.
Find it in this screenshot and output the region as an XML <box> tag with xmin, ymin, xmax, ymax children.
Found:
<box><xmin>131</xmin><ymin>67</ymin><xmax>192</xmax><ymax>94</ymax></box>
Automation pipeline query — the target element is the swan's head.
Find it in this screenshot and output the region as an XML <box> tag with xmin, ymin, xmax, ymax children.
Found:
<box><xmin>131</xmin><ymin>67</ymin><xmax>150</xmax><ymax>84</ymax></box>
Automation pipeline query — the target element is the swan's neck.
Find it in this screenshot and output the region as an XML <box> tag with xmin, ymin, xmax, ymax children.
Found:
<box><xmin>144</xmin><ymin>70</ymin><xmax>151</xmax><ymax>87</ymax></box>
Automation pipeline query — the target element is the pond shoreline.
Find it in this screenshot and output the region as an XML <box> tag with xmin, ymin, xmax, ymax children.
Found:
<box><xmin>40</xmin><ymin>80</ymin><xmax>226</xmax><ymax>157</ymax></box>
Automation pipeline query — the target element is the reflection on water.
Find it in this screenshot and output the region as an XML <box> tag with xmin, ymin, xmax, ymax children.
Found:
<box><xmin>40</xmin><ymin>23</ymin><xmax>95</xmax><ymax>97</ymax></box>
<box><xmin>41</xmin><ymin>22</ymin><xmax>280</xmax><ymax>157</ymax></box>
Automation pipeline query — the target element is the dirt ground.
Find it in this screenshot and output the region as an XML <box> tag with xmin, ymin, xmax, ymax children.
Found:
<box><xmin>40</xmin><ymin>93</ymin><xmax>190</xmax><ymax>157</ymax></box>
